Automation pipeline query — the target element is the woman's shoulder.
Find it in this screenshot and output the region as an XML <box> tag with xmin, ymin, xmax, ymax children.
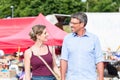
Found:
<box><xmin>48</xmin><ymin>45</ymin><xmax>52</xmax><ymax>49</ymax></box>
<box><xmin>24</xmin><ymin>48</ymin><xmax>32</xmax><ymax>58</ymax></box>
<box><xmin>48</xmin><ymin>46</ymin><xmax>55</xmax><ymax>55</ymax></box>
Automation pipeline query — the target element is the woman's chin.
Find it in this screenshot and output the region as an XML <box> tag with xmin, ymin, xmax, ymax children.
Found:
<box><xmin>44</xmin><ymin>39</ymin><xmax>48</xmax><ymax>42</ymax></box>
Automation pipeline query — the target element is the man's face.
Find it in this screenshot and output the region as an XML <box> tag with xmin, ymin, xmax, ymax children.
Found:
<box><xmin>69</xmin><ymin>18</ymin><xmax>84</xmax><ymax>33</ymax></box>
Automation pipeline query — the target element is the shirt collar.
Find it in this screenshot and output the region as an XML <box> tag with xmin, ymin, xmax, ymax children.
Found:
<box><xmin>72</xmin><ymin>30</ymin><xmax>89</xmax><ymax>37</ymax></box>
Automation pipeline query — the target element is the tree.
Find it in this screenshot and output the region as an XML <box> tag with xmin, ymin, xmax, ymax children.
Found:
<box><xmin>0</xmin><ymin>0</ymin><xmax>120</xmax><ymax>18</ymax></box>
<box><xmin>88</xmin><ymin>0</ymin><xmax>118</xmax><ymax>12</ymax></box>
<box><xmin>0</xmin><ymin>0</ymin><xmax>13</xmax><ymax>18</ymax></box>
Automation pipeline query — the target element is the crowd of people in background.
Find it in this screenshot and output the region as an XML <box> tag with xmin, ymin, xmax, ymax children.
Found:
<box><xmin>0</xmin><ymin>50</ymin><xmax>24</xmax><ymax>80</ymax></box>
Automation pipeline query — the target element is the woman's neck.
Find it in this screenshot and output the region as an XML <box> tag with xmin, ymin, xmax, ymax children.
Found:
<box><xmin>34</xmin><ymin>41</ymin><xmax>43</xmax><ymax>48</ymax></box>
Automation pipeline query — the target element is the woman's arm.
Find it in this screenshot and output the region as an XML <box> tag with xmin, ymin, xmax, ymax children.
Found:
<box><xmin>24</xmin><ymin>49</ymin><xmax>31</xmax><ymax>80</ymax></box>
<box><xmin>49</xmin><ymin>46</ymin><xmax>61</xmax><ymax>77</ymax></box>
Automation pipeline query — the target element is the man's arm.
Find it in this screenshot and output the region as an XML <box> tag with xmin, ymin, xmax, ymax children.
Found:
<box><xmin>60</xmin><ymin>59</ymin><xmax>68</xmax><ymax>80</ymax></box>
<box><xmin>97</xmin><ymin>62</ymin><xmax>104</xmax><ymax>80</ymax></box>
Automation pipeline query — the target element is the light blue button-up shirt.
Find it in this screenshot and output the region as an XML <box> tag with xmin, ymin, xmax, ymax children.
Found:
<box><xmin>61</xmin><ymin>31</ymin><xmax>104</xmax><ymax>80</ymax></box>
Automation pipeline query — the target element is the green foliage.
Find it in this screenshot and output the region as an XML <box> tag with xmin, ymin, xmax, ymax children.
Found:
<box><xmin>88</xmin><ymin>0</ymin><xmax>118</xmax><ymax>12</ymax></box>
<box><xmin>0</xmin><ymin>0</ymin><xmax>120</xmax><ymax>18</ymax></box>
<box><xmin>40</xmin><ymin>0</ymin><xmax>83</xmax><ymax>15</ymax></box>
<box><xmin>63</xmin><ymin>25</ymin><xmax>71</xmax><ymax>33</ymax></box>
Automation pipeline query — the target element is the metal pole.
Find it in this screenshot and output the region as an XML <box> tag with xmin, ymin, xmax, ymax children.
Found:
<box><xmin>119</xmin><ymin>7</ymin><xmax>120</xmax><ymax>12</ymax></box>
<box><xmin>81</xmin><ymin>0</ymin><xmax>88</xmax><ymax>12</ymax></box>
<box><xmin>86</xmin><ymin>1</ymin><xmax>89</xmax><ymax>12</ymax></box>
<box><xmin>10</xmin><ymin>6</ymin><xmax>14</xmax><ymax>18</ymax></box>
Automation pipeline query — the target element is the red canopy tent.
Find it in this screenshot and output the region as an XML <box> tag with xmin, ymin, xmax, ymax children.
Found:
<box><xmin>0</xmin><ymin>13</ymin><xmax>67</xmax><ymax>54</ymax></box>
<box><xmin>0</xmin><ymin>17</ymin><xmax>36</xmax><ymax>38</ymax></box>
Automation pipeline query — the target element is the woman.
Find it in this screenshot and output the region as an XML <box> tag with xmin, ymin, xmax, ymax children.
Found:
<box><xmin>24</xmin><ymin>24</ymin><xmax>60</xmax><ymax>80</ymax></box>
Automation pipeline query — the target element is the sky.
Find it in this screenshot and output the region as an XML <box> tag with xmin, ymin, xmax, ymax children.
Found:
<box><xmin>81</xmin><ymin>0</ymin><xmax>87</xmax><ymax>2</ymax></box>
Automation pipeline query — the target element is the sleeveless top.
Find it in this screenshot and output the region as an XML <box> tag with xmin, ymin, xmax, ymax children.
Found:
<box><xmin>30</xmin><ymin>46</ymin><xmax>53</xmax><ymax>76</ymax></box>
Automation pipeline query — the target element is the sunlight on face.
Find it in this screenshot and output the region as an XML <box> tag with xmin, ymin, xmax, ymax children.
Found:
<box><xmin>37</xmin><ymin>29</ymin><xmax>49</xmax><ymax>42</ymax></box>
<box><xmin>69</xmin><ymin>18</ymin><xmax>82</xmax><ymax>33</ymax></box>
<box><xmin>41</xmin><ymin>29</ymin><xmax>48</xmax><ymax>41</ymax></box>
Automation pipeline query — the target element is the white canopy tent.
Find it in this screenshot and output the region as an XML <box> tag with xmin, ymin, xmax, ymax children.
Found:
<box><xmin>86</xmin><ymin>13</ymin><xmax>120</xmax><ymax>51</ymax></box>
<box><xmin>46</xmin><ymin>13</ymin><xmax>120</xmax><ymax>51</ymax></box>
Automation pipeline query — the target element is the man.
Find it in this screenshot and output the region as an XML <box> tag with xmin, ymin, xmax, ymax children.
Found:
<box><xmin>60</xmin><ymin>12</ymin><xmax>104</xmax><ymax>80</ymax></box>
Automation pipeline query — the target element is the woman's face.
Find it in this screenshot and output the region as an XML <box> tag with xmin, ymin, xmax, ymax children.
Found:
<box><xmin>37</xmin><ymin>29</ymin><xmax>48</xmax><ymax>42</ymax></box>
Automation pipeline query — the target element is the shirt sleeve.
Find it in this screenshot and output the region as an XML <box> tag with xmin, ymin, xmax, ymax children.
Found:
<box><xmin>94</xmin><ymin>36</ymin><xmax>104</xmax><ymax>64</ymax></box>
<box><xmin>60</xmin><ymin>37</ymin><xmax>69</xmax><ymax>61</ymax></box>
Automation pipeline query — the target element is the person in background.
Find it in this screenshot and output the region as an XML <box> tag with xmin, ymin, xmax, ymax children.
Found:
<box><xmin>60</xmin><ymin>12</ymin><xmax>104</xmax><ymax>80</ymax></box>
<box><xmin>0</xmin><ymin>50</ymin><xmax>5</xmax><ymax>59</ymax></box>
<box><xmin>24</xmin><ymin>24</ymin><xmax>60</xmax><ymax>80</ymax></box>
<box><xmin>55</xmin><ymin>46</ymin><xmax>62</xmax><ymax>68</ymax></box>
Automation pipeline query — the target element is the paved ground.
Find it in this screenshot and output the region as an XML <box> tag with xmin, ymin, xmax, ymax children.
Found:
<box><xmin>0</xmin><ymin>77</ymin><xmax>119</xmax><ymax>80</ymax></box>
<box><xmin>104</xmin><ymin>77</ymin><xmax>120</xmax><ymax>80</ymax></box>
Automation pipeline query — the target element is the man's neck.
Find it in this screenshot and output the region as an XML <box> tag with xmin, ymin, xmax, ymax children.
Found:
<box><xmin>77</xmin><ymin>28</ymin><xmax>86</xmax><ymax>36</ymax></box>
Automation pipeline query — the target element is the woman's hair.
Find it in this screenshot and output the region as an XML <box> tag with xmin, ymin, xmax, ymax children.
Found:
<box><xmin>29</xmin><ymin>24</ymin><xmax>46</xmax><ymax>41</ymax></box>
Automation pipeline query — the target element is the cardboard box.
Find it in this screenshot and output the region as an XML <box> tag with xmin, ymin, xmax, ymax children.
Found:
<box><xmin>0</xmin><ymin>70</ymin><xmax>16</xmax><ymax>78</ymax></box>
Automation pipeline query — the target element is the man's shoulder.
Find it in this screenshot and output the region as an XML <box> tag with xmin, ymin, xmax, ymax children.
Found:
<box><xmin>87</xmin><ymin>31</ymin><xmax>98</xmax><ymax>38</ymax></box>
<box><xmin>64</xmin><ymin>33</ymin><xmax>73</xmax><ymax>39</ymax></box>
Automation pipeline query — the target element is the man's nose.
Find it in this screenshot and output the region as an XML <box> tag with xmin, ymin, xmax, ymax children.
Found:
<box><xmin>69</xmin><ymin>23</ymin><xmax>73</xmax><ymax>27</ymax></box>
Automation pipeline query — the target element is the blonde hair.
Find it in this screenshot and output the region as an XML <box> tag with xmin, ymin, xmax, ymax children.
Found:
<box><xmin>29</xmin><ymin>24</ymin><xmax>46</xmax><ymax>41</ymax></box>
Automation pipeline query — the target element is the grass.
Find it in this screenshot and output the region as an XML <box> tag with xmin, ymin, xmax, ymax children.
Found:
<box><xmin>63</xmin><ymin>25</ymin><xmax>71</xmax><ymax>33</ymax></box>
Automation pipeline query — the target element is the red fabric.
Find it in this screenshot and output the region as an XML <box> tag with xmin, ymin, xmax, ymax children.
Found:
<box><xmin>0</xmin><ymin>13</ymin><xmax>67</xmax><ymax>54</ymax></box>
<box><xmin>0</xmin><ymin>17</ymin><xmax>36</xmax><ymax>38</ymax></box>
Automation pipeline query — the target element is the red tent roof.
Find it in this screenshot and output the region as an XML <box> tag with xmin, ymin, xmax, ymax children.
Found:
<box><xmin>0</xmin><ymin>13</ymin><xmax>67</xmax><ymax>54</ymax></box>
<box><xmin>0</xmin><ymin>17</ymin><xmax>36</xmax><ymax>38</ymax></box>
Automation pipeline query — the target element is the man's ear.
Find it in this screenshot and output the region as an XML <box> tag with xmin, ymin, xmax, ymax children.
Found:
<box><xmin>80</xmin><ymin>22</ymin><xmax>85</xmax><ymax>27</ymax></box>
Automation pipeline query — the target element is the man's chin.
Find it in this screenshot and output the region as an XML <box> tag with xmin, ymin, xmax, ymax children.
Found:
<box><xmin>71</xmin><ymin>29</ymin><xmax>73</xmax><ymax>31</ymax></box>
<box><xmin>44</xmin><ymin>39</ymin><xmax>48</xmax><ymax>42</ymax></box>
<box><xmin>72</xmin><ymin>30</ymin><xmax>75</xmax><ymax>33</ymax></box>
